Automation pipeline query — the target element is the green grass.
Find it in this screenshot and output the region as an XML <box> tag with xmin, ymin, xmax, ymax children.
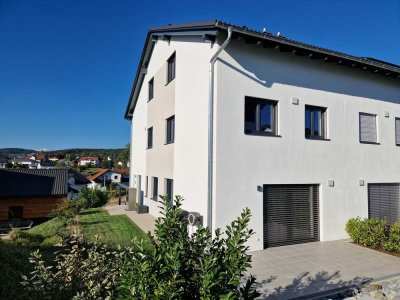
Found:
<box><xmin>80</xmin><ymin>167</ymin><xmax>101</xmax><ymax>176</ymax></box>
<box><xmin>79</xmin><ymin>208</ymin><xmax>151</xmax><ymax>248</ymax></box>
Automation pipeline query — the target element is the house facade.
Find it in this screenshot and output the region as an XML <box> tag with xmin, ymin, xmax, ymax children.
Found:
<box><xmin>78</xmin><ymin>156</ymin><xmax>100</xmax><ymax>166</ymax></box>
<box><xmin>125</xmin><ymin>21</ymin><xmax>400</xmax><ymax>251</ymax></box>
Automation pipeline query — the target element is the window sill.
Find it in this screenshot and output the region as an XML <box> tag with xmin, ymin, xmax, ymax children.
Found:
<box><xmin>164</xmin><ymin>141</ymin><xmax>174</xmax><ymax>145</ymax></box>
<box><xmin>165</xmin><ymin>78</ymin><xmax>175</xmax><ymax>86</ymax></box>
<box><xmin>360</xmin><ymin>141</ymin><xmax>380</xmax><ymax>145</ymax></box>
<box><xmin>305</xmin><ymin>137</ymin><xmax>330</xmax><ymax>141</ymax></box>
<box><xmin>245</xmin><ymin>132</ymin><xmax>281</xmax><ymax>138</ymax></box>
<box><xmin>146</xmin><ymin>147</ymin><xmax>153</xmax><ymax>150</ymax></box>
<box><xmin>147</xmin><ymin>97</ymin><xmax>153</xmax><ymax>102</ymax></box>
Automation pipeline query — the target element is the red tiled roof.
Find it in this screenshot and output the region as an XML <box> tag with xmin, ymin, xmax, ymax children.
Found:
<box><xmin>79</xmin><ymin>156</ymin><xmax>99</xmax><ymax>161</ymax></box>
<box><xmin>87</xmin><ymin>169</ymin><xmax>109</xmax><ymax>181</ymax></box>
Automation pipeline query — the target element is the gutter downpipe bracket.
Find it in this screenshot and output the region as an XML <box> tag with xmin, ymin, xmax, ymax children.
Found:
<box><xmin>207</xmin><ymin>26</ymin><xmax>233</xmax><ymax>231</ymax></box>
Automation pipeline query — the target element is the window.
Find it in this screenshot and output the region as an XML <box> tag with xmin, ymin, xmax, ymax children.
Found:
<box><xmin>244</xmin><ymin>97</ymin><xmax>277</xmax><ymax>136</ymax></box>
<box><xmin>396</xmin><ymin>118</ymin><xmax>400</xmax><ymax>145</ymax></box>
<box><xmin>152</xmin><ymin>177</ymin><xmax>158</xmax><ymax>200</ymax></box>
<box><xmin>166</xmin><ymin>116</ymin><xmax>175</xmax><ymax>144</ymax></box>
<box><xmin>147</xmin><ymin>127</ymin><xmax>153</xmax><ymax>149</ymax></box>
<box><xmin>165</xmin><ymin>179</ymin><xmax>173</xmax><ymax>204</ymax></box>
<box><xmin>167</xmin><ymin>53</ymin><xmax>176</xmax><ymax>83</ymax></box>
<box><xmin>8</xmin><ymin>206</ymin><xmax>23</xmax><ymax>219</ymax></box>
<box><xmin>368</xmin><ymin>183</ymin><xmax>400</xmax><ymax>225</ymax></box>
<box><xmin>359</xmin><ymin>113</ymin><xmax>378</xmax><ymax>143</ymax></box>
<box><xmin>305</xmin><ymin>105</ymin><xmax>327</xmax><ymax>139</ymax></box>
<box><xmin>145</xmin><ymin>176</ymin><xmax>148</xmax><ymax>197</ymax></box>
<box><xmin>113</xmin><ymin>175</ymin><xmax>118</xmax><ymax>180</ymax></box>
<box><xmin>148</xmin><ymin>78</ymin><xmax>154</xmax><ymax>101</ymax></box>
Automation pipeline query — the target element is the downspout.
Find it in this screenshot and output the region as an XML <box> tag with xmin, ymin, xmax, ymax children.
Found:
<box><xmin>207</xmin><ymin>26</ymin><xmax>233</xmax><ymax>230</ymax></box>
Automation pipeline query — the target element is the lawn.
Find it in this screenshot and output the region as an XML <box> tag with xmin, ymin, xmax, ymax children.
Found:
<box><xmin>0</xmin><ymin>207</ymin><xmax>150</xmax><ymax>299</ymax></box>
<box><xmin>80</xmin><ymin>167</ymin><xmax>101</xmax><ymax>176</ymax></box>
<box><xmin>79</xmin><ymin>208</ymin><xmax>150</xmax><ymax>247</ymax></box>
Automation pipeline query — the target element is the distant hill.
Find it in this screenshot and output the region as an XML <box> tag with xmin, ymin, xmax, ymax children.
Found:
<box><xmin>0</xmin><ymin>148</ymin><xmax>124</xmax><ymax>157</ymax></box>
<box><xmin>0</xmin><ymin>148</ymin><xmax>36</xmax><ymax>155</ymax></box>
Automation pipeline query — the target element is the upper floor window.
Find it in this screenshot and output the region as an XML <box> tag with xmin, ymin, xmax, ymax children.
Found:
<box><xmin>359</xmin><ymin>112</ymin><xmax>378</xmax><ymax>144</ymax></box>
<box><xmin>167</xmin><ymin>53</ymin><xmax>176</xmax><ymax>84</ymax></box>
<box><xmin>165</xmin><ymin>178</ymin><xmax>173</xmax><ymax>204</ymax></box>
<box><xmin>396</xmin><ymin>118</ymin><xmax>400</xmax><ymax>146</ymax></box>
<box><xmin>244</xmin><ymin>97</ymin><xmax>277</xmax><ymax>136</ymax></box>
<box><xmin>147</xmin><ymin>127</ymin><xmax>153</xmax><ymax>149</ymax></box>
<box><xmin>166</xmin><ymin>116</ymin><xmax>175</xmax><ymax>144</ymax></box>
<box><xmin>152</xmin><ymin>177</ymin><xmax>158</xmax><ymax>200</ymax></box>
<box><xmin>148</xmin><ymin>78</ymin><xmax>154</xmax><ymax>101</ymax></box>
<box><xmin>305</xmin><ymin>105</ymin><xmax>327</xmax><ymax>139</ymax></box>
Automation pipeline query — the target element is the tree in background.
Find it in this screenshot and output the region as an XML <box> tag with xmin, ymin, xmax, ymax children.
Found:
<box><xmin>119</xmin><ymin>143</ymin><xmax>130</xmax><ymax>167</ymax></box>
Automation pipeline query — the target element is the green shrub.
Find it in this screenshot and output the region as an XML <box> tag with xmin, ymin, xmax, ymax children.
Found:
<box><xmin>118</xmin><ymin>196</ymin><xmax>260</xmax><ymax>299</ymax></box>
<box><xmin>21</xmin><ymin>234</ymin><xmax>123</xmax><ymax>299</ymax></box>
<box><xmin>48</xmin><ymin>199</ymin><xmax>80</xmax><ymax>222</ymax></box>
<box><xmin>78</xmin><ymin>187</ymin><xmax>110</xmax><ymax>209</ymax></box>
<box><xmin>383</xmin><ymin>223</ymin><xmax>400</xmax><ymax>253</ymax></box>
<box><xmin>346</xmin><ymin>217</ymin><xmax>386</xmax><ymax>249</ymax></box>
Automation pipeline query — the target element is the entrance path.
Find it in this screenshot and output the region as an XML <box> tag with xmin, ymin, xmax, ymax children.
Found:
<box><xmin>249</xmin><ymin>240</ymin><xmax>400</xmax><ymax>299</ymax></box>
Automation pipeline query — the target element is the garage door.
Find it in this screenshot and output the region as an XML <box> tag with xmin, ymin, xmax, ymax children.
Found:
<box><xmin>368</xmin><ymin>183</ymin><xmax>400</xmax><ymax>225</ymax></box>
<box><xmin>263</xmin><ymin>184</ymin><xmax>320</xmax><ymax>248</ymax></box>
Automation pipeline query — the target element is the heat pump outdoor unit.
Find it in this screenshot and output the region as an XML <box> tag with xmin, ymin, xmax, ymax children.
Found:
<box><xmin>187</xmin><ymin>212</ymin><xmax>202</xmax><ymax>226</ymax></box>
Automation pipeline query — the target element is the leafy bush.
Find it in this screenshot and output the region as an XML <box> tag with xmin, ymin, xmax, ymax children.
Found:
<box><xmin>78</xmin><ymin>187</ymin><xmax>110</xmax><ymax>209</ymax></box>
<box><xmin>48</xmin><ymin>199</ymin><xmax>80</xmax><ymax>222</ymax></box>
<box><xmin>346</xmin><ymin>217</ymin><xmax>386</xmax><ymax>249</ymax></box>
<box><xmin>21</xmin><ymin>234</ymin><xmax>123</xmax><ymax>300</ymax></box>
<box><xmin>118</xmin><ymin>196</ymin><xmax>260</xmax><ymax>299</ymax></box>
<box><xmin>383</xmin><ymin>223</ymin><xmax>400</xmax><ymax>253</ymax></box>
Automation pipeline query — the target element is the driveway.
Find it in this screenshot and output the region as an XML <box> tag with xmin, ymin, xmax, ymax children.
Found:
<box><xmin>249</xmin><ymin>240</ymin><xmax>400</xmax><ymax>299</ymax></box>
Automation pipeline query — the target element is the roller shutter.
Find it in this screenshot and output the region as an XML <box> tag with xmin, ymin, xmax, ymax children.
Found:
<box><xmin>263</xmin><ymin>184</ymin><xmax>320</xmax><ymax>248</ymax></box>
<box><xmin>359</xmin><ymin>113</ymin><xmax>377</xmax><ymax>143</ymax></box>
<box><xmin>368</xmin><ymin>183</ymin><xmax>400</xmax><ymax>225</ymax></box>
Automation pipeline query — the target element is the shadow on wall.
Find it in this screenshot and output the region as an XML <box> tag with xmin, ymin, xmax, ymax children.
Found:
<box><xmin>221</xmin><ymin>40</ymin><xmax>400</xmax><ymax>104</ymax></box>
<box><xmin>250</xmin><ymin>271</ymin><xmax>371</xmax><ymax>299</ymax></box>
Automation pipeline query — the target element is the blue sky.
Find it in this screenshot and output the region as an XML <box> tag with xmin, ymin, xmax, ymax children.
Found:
<box><xmin>0</xmin><ymin>0</ymin><xmax>399</xmax><ymax>150</ymax></box>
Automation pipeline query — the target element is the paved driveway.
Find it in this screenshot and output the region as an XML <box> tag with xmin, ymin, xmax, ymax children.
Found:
<box><xmin>249</xmin><ymin>240</ymin><xmax>400</xmax><ymax>299</ymax></box>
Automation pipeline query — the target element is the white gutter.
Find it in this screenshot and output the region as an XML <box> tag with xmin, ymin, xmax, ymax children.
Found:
<box><xmin>207</xmin><ymin>26</ymin><xmax>233</xmax><ymax>230</ymax></box>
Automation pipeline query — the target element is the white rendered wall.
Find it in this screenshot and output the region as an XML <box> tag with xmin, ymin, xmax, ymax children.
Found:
<box><xmin>214</xmin><ymin>39</ymin><xmax>400</xmax><ymax>251</ymax></box>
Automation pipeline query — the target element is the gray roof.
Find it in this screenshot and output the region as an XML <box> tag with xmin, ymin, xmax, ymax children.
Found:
<box><xmin>0</xmin><ymin>158</ymin><xmax>8</xmax><ymax>164</ymax></box>
<box><xmin>0</xmin><ymin>169</ymin><xmax>68</xmax><ymax>197</ymax></box>
<box><xmin>125</xmin><ymin>20</ymin><xmax>400</xmax><ymax>119</ymax></box>
<box><xmin>68</xmin><ymin>169</ymin><xmax>91</xmax><ymax>184</ymax></box>
<box><xmin>10</xmin><ymin>158</ymin><xmax>37</xmax><ymax>164</ymax></box>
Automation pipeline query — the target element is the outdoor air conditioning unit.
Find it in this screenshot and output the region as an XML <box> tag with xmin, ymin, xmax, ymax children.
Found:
<box><xmin>187</xmin><ymin>212</ymin><xmax>202</xmax><ymax>226</ymax></box>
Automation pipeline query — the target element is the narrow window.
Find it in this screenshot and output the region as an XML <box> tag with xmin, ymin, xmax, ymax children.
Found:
<box><xmin>152</xmin><ymin>177</ymin><xmax>158</xmax><ymax>200</ymax></box>
<box><xmin>145</xmin><ymin>176</ymin><xmax>148</xmax><ymax>197</ymax></box>
<box><xmin>359</xmin><ymin>113</ymin><xmax>378</xmax><ymax>143</ymax></box>
<box><xmin>395</xmin><ymin>118</ymin><xmax>400</xmax><ymax>145</ymax></box>
<box><xmin>165</xmin><ymin>178</ymin><xmax>174</xmax><ymax>204</ymax></box>
<box><xmin>148</xmin><ymin>78</ymin><xmax>154</xmax><ymax>101</ymax></box>
<box><xmin>245</xmin><ymin>97</ymin><xmax>277</xmax><ymax>136</ymax></box>
<box><xmin>167</xmin><ymin>53</ymin><xmax>176</xmax><ymax>84</ymax></box>
<box><xmin>8</xmin><ymin>206</ymin><xmax>23</xmax><ymax>219</ymax></box>
<box><xmin>147</xmin><ymin>127</ymin><xmax>153</xmax><ymax>149</ymax></box>
<box><xmin>305</xmin><ymin>105</ymin><xmax>327</xmax><ymax>139</ymax></box>
<box><xmin>166</xmin><ymin>116</ymin><xmax>175</xmax><ymax>144</ymax></box>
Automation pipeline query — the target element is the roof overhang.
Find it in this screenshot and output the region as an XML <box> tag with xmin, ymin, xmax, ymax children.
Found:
<box><xmin>124</xmin><ymin>20</ymin><xmax>400</xmax><ymax>120</ymax></box>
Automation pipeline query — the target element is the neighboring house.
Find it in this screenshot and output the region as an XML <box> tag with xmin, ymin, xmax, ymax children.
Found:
<box><xmin>0</xmin><ymin>169</ymin><xmax>68</xmax><ymax>220</ymax></box>
<box><xmin>29</xmin><ymin>154</ymin><xmax>45</xmax><ymax>162</ymax></box>
<box><xmin>87</xmin><ymin>168</ymin><xmax>129</xmax><ymax>187</ymax></box>
<box><xmin>125</xmin><ymin>21</ymin><xmax>400</xmax><ymax>251</ymax></box>
<box><xmin>37</xmin><ymin>160</ymin><xmax>57</xmax><ymax>169</ymax></box>
<box><xmin>10</xmin><ymin>158</ymin><xmax>38</xmax><ymax>169</ymax></box>
<box><xmin>79</xmin><ymin>156</ymin><xmax>100</xmax><ymax>166</ymax></box>
<box><xmin>58</xmin><ymin>158</ymin><xmax>73</xmax><ymax>167</ymax></box>
<box><xmin>0</xmin><ymin>158</ymin><xmax>8</xmax><ymax>168</ymax></box>
<box><xmin>48</xmin><ymin>156</ymin><xmax>59</xmax><ymax>162</ymax></box>
<box><xmin>68</xmin><ymin>169</ymin><xmax>91</xmax><ymax>199</ymax></box>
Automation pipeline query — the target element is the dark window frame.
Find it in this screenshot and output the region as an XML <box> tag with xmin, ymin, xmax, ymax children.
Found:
<box><xmin>166</xmin><ymin>115</ymin><xmax>175</xmax><ymax>144</ymax></box>
<box><xmin>8</xmin><ymin>206</ymin><xmax>23</xmax><ymax>219</ymax></box>
<box><xmin>305</xmin><ymin>105</ymin><xmax>328</xmax><ymax>140</ymax></box>
<box><xmin>244</xmin><ymin>96</ymin><xmax>278</xmax><ymax>137</ymax></box>
<box><xmin>165</xmin><ymin>178</ymin><xmax>173</xmax><ymax>204</ymax></box>
<box><xmin>147</xmin><ymin>127</ymin><xmax>153</xmax><ymax>149</ymax></box>
<box><xmin>152</xmin><ymin>177</ymin><xmax>158</xmax><ymax>200</ymax></box>
<box><xmin>145</xmin><ymin>176</ymin><xmax>148</xmax><ymax>197</ymax></box>
<box><xmin>395</xmin><ymin>117</ymin><xmax>400</xmax><ymax>146</ymax></box>
<box><xmin>148</xmin><ymin>77</ymin><xmax>154</xmax><ymax>101</ymax></box>
<box><xmin>167</xmin><ymin>53</ymin><xmax>176</xmax><ymax>84</ymax></box>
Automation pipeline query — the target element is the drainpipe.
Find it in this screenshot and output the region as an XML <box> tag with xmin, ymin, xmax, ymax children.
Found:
<box><xmin>207</xmin><ymin>26</ymin><xmax>233</xmax><ymax>230</ymax></box>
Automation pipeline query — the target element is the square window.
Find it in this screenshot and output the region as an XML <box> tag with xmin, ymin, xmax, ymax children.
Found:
<box><xmin>148</xmin><ymin>78</ymin><xmax>154</xmax><ymax>101</ymax></box>
<box><xmin>305</xmin><ymin>105</ymin><xmax>327</xmax><ymax>139</ymax></box>
<box><xmin>167</xmin><ymin>53</ymin><xmax>176</xmax><ymax>84</ymax></box>
<box><xmin>147</xmin><ymin>127</ymin><xmax>153</xmax><ymax>149</ymax></box>
<box><xmin>359</xmin><ymin>113</ymin><xmax>378</xmax><ymax>143</ymax></box>
<box><xmin>8</xmin><ymin>206</ymin><xmax>23</xmax><ymax>219</ymax></box>
<box><xmin>166</xmin><ymin>116</ymin><xmax>175</xmax><ymax>144</ymax></box>
<box><xmin>245</xmin><ymin>97</ymin><xmax>277</xmax><ymax>136</ymax></box>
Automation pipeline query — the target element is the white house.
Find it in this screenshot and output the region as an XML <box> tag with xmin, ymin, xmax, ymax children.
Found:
<box><xmin>78</xmin><ymin>156</ymin><xmax>100</xmax><ymax>166</ymax></box>
<box><xmin>87</xmin><ymin>168</ymin><xmax>129</xmax><ymax>187</ymax></box>
<box><xmin>10</xmin><ymin>158</ymin><xmax>38</xmax><ymax>169</ymax></box>
<box><xmin>125</xmin><ymin>21</ymin><xmax>400</xmax><ymax>251</ymax></box>
<box><xmin>0</xmin><ymin>158</ymin><xmax>8</xmax><ymax>168</ymax></box>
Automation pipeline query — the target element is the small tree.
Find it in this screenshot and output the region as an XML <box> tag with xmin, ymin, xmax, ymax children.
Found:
<box><xmin>78</xmin><ymin>187</ymin><xmax>110</xmax><ymax>209</ymax></box>
<box><xmin>118</xmin><ymin>196</ymin><xmax>260</xmax><ymax>299</ymax></box>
